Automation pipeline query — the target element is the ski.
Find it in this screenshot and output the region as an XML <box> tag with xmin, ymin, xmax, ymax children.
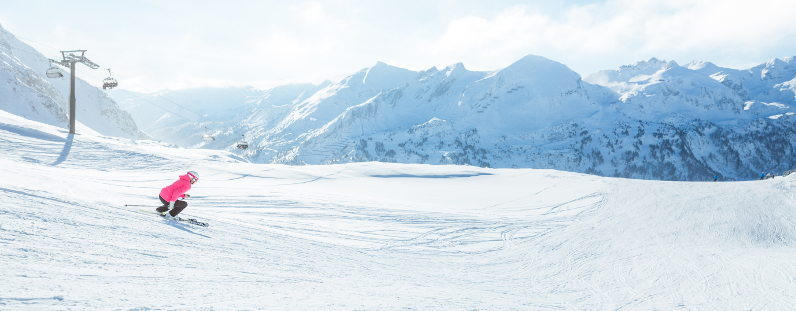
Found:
<box><xmin>137</xmin><ymin>209</ymin><xmax>209</xmax><ymax>227</ymax></box>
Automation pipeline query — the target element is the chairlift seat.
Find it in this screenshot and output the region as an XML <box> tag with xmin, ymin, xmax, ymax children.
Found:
<box><xmin>102</xmin><ymin>77</ymin><xmax>118</xmax><ymax>90</ymax></box>
<box><xmin>202</xmin><ymin>127</ymin><xmax>215</xmax><ymax>141</ymax></box>
<box><xmin>46</xmin><ymin>67</ymin><xmax>63</xmax><ymax>78</ymax></box>
<box><xmin>236</xmin><ymin>134</ymin><xmax>249</xmax><ymax>149</ymax></box>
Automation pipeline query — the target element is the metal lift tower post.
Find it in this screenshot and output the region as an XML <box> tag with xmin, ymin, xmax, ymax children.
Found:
<box><xmin>49</xmin><ymin>50</ymin><xmax>100</xmax><ymax>134</ymax></box>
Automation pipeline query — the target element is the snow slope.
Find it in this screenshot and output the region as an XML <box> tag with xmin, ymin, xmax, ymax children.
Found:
<box><xmin>0</xmin><ymin>24</ymin><xmax>147</xmax><ymax>140</ymax></box>
<box><xmin>2</xmin><ymin>104</ymin><xmax>796</xmax><ymax>309</ymax></box>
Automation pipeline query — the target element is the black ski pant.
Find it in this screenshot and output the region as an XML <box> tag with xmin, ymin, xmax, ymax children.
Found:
<box><xmin>157</xmin><ymin>195</ymin><xmax>187</xmax><ymax>217</ymax></box>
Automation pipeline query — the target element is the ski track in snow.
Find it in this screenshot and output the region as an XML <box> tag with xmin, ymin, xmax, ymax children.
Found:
<box><xmin>1</xmin><ymin>111</ymin><xmax>796</xmax><ymax>310</ymax></box>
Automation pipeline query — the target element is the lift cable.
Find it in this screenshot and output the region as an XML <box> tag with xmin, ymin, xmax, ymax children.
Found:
<box><xmin>0</xmin><ymin>28</ymin><xmax>217</xmax><ymax>125</ymax></box>
<box><xmin>0</xmin><ymin>29</ymin><xmax>62</xmax><ymax>51</ymax></box>
<box><xmin>75</xmin><ymin>68</ymin><xmax>204</xmax><ymax>124</ymax></box>
<box><xmin>108</xmin><ymin>70</ymin><xmax>215</xmax><ymax>123</ymax></box>
<box><xmin>0</xmin><ymin>42</ymin><xmax>205</xmax><ymax>124</ymax></box>
<box><xmin>0</xmin><ymin>30</ymin><xmax>215</xmax><ymax>122</ymax></box>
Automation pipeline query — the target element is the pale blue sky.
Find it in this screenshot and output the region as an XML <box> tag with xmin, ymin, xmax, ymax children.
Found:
<box><xmin>2</xmin><ymin>0</ymin><xmax>795</xmax><ymax>91</ymax></box>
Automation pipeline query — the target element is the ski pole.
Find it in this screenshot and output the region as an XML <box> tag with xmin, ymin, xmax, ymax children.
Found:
<box><xmin>124</xmin><ymin>204</ymin><xmax>160</xmax><ymax>207</ymax></box>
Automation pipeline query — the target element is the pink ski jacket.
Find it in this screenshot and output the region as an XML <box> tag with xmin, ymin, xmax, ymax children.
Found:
<box><xmin>160</xmin><ymin>174</ymin><xmax>192</xmax><ymax>202</ymax></box>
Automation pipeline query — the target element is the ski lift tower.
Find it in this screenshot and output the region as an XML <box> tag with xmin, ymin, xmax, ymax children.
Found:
<box><xmin>49</xmin><ymin>50</ymin><xmax>100</xmax><ymax>134</ymax></box>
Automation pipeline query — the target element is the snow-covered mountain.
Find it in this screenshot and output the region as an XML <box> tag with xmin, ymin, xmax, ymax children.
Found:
<box><xmin>112</xmin><ymin>54</ymin><xmax>796</xmax><ymax>180</ymax></box>
<box><xmin>583</xmin><ymin>57</ymin><xmax>796</xmax><ymax>180</ymax></box>
<box><xmin>0</xmin><ymin>24</ymin><xmax>147</xmax><ymax>140</ymax></box>
<box><xmin>269</xmin><ymin>55</ymin><xmax>616</xmax><ymax>165</ymax></box>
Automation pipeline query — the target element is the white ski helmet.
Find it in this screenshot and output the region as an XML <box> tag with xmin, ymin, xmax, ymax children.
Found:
<box><xmin>187</xmin><ymin>171</ymin><xmax>199</xmax><ymax>182</ymax></box>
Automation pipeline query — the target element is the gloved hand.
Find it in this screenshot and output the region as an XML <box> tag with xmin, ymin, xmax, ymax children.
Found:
<box><xmin>184</xmin><ymin>194</ymin><xmax>190</xmax><ymax>198</ymax></box>
<box><xmin>169</xmin><ymin>201</ymin><xmax>175</xmax><ymax>209</ymax></box>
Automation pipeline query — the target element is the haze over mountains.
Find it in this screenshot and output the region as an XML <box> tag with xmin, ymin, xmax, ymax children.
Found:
<box><xmin>113</xmin><ymin>56</ymin><xmax>796</xmax><ymax>181</ymax></box>
<box><xmin>1</xmin><ymin>23</ymin><xmax>794</xmax><ymax>181</ymax></box>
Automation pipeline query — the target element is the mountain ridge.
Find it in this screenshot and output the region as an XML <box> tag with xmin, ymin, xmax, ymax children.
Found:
<box><xmin>107</xmin><ymin>54</ymin><xmax>796</xmax><ymax>180</ymax></box>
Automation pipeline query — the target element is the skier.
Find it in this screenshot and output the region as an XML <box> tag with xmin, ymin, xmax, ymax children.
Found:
<box><xmin>713</xmin><ymin>175</ymin><xmax>718</xmax><ymax>182</ymax></box>
<box><xmin>760</xmin><ymin>172</ymin><xmax>765</xmax><ymax>180</ymax></box>
<box><xmin>157</xmin><ymin>171</ymin><xmax>199</xmax><ymax>219</ymax></box>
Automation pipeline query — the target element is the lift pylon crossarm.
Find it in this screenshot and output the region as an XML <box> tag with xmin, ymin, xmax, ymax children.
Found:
<box><xmin>79</xmin><ymin>57</ymin><xmax>99</xmax><ymax>69</ymax></box>
<box><xmin>58</xmin><ymin>50</ymin><xmax>100</xmax><ymax>69</ymax></box>
<box><xmin>48</xmin><ymin>59</ymin><xmax>69</xmax><ymax>68</ymax></box>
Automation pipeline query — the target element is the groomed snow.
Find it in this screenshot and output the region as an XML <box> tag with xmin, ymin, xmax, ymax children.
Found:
<box><xmin>1</xmin><ymin>110</ymin><xmax>795</xmax><ymax>310</ymax></box>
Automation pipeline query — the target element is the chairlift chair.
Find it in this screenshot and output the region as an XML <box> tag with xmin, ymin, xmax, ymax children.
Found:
<box><xmin>102</xmin><ymin>68</ymin><xmax>118</xmax><ymax>90</ymax></box>
<box><xmin>236</xmin><ymin>135</ymin><xmax>249</xmax><ymax>150</ymax></box>
<box><xmin>202</xmin><ymin>127</ymin><xmax>215</xmax><ymax>141</ymax></box>
<box><xmin>46</xmin><ymin>60</ymin><xmax>63</xmax><ymax>78</ymax></box>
